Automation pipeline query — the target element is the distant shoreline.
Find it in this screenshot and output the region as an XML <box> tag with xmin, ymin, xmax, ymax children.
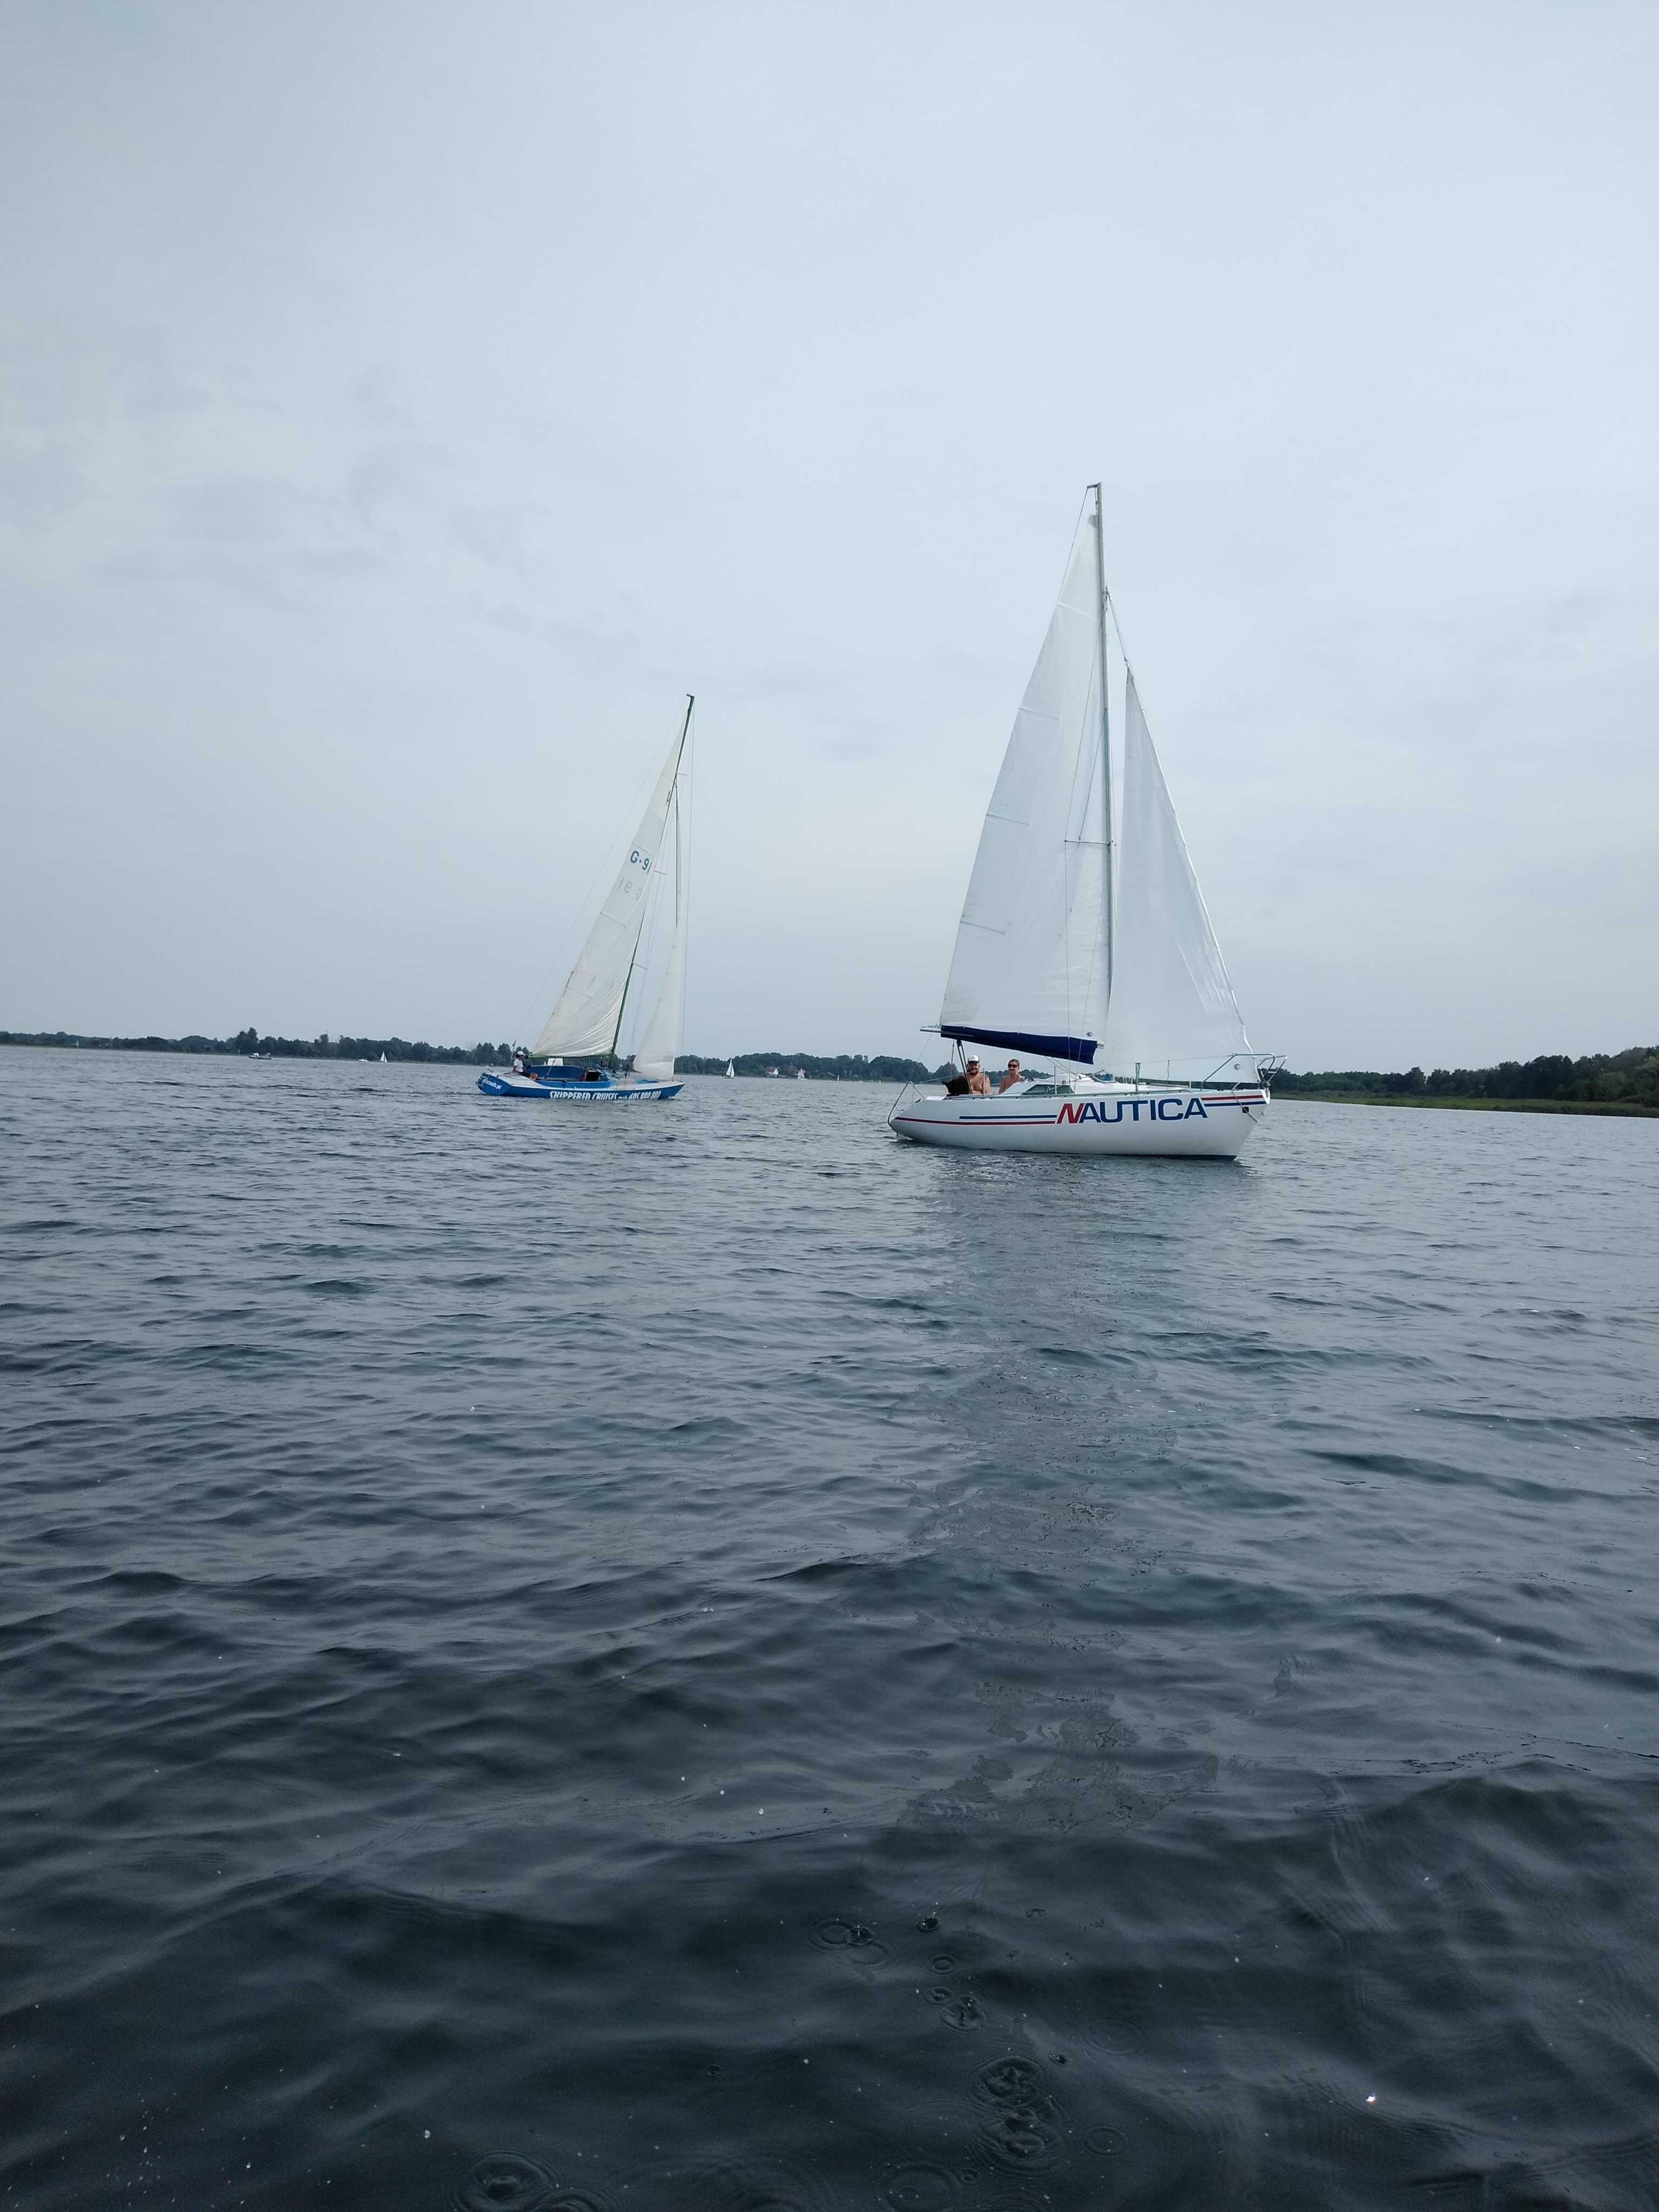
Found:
<box><xmin>0</xmin><ymin>1034</ymin><xmax>947</xmax><ymax>1083</ymax></box>
<box><xmin>0</xmin><ymin>1029</ymin><xmax>509</xmax><ymax>1067</ymax></box>
<box><xmin>1274</xmin><ymin>1045</ymin><xmax>1656</xmax><ymax>1117</ymax></box>
<box><xmin>5</xmin><ymin>1034</ymin><xmax>1654</xmax><ymax>1114</ymax></box>
<box><xmin>1288</xmin><ymin>1092</ymin><xmax>1658</xmax><ymax>1118</ymax></box>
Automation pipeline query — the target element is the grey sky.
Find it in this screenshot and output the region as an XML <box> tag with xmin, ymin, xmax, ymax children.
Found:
<box><xmin>4</xmin><ymin>0</ymin><xmax>1655</xmax><ymax>1067</ymax></box>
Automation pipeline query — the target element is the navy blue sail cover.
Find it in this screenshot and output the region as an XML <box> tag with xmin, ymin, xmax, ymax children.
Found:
<box><xmin>940</xmin><ymin>1024</ymin><xmax>1099</xmax><ymax>1065</ymax></box>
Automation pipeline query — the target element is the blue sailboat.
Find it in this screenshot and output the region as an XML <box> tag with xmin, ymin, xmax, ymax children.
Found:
<box><xmin>478</xmin><ymin>700</ymin><xmax>691</xmax><ymax>1104</ymax></box>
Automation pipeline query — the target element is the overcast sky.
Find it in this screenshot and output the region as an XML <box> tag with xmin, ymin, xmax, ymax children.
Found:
<box><xmin>4</xmin><ymin>0</ymin><xmax>1655</xmax><ymax>1067</ymax></box>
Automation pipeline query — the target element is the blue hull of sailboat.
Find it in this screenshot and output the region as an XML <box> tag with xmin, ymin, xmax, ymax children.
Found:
<box><xmin>477</xmin><ymin>1072</ymin><xmax>683</xmax><ymax>1103</ymax></box>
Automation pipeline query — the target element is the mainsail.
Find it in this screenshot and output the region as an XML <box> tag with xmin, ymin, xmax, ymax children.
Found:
<box><xmin>940</xmin><ymin>502</ymin><xmax>1108</xmax><ymax>1062</ymax></box>
<box><xmin>629</xmin><ymin>790</ymin><xmax>686</xmax><ymax>1082</ymax></box>
<box><xmin>533</xmin><ymin>705</ymin><xmax>690</xmax><ymax>1060</ymax></box>
<box><xmin>1097</xmin><ymin>673</ymin><xmax>1251</xmax><ymax>1082</ymax></box>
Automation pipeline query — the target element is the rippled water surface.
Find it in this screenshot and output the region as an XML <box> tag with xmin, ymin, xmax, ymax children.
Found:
<box><xmin>4</xmin><ymin>1050</ymin><xmax>1658</xmax><ymax>2210</ymax></box>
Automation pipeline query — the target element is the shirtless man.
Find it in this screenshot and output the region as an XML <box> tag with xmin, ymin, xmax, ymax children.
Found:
<box><xmin>997</xmin><ymin>1057</ymin><xmax>1025</xmax><ymax>1092</ymax></box>
<box><xmin>964</xmin><ymin>1056</ymin><xmax>992</xmax><ymax>1096</ymax></box>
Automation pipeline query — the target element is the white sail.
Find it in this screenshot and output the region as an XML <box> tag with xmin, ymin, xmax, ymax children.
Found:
<box><xmin>1097</xmin><ymin>673</ymin><xmax>1253</xmax><ymax>1082</ymax></box>
<box><xmin>940</xmin><ymin>503</ymin><xmax>1107</xmax><ymax>1057</ymax></box>
<box><xmin>629</xmin><ymin>796</ymin><xmax>685</xmax><ymax>1082</ymax></box>
<box><xmin>534</xmin><ymin>718</ymin><xmax>687</xmax><ymax>1059</ymax></box>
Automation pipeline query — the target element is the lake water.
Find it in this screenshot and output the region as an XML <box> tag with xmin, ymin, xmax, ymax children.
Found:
<box><xmin>3</xmin><ymin>1049</ymin><xmax>1657</xmax><ymax>2211</ymax></box>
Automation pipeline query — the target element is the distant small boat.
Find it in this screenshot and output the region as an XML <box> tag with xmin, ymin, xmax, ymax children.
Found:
<box><xmin>795</xmin><ymin>1068</ymin><xmax>806</xmax><ymax>1081</ymax></box>
<box><xmin>379</xmin><ymin>1052</ymin><xmax>387</xmax><ymax>1063</ymax></box>
<box><xmin>725</xmin><ymin>1060</ymin><xmax>735</xmax><ymax>1078</ymax></box>
<box><xmin>478</xmin><ymin>699</ymin><xmax>693</xmax><ymax>1104</ymax></box>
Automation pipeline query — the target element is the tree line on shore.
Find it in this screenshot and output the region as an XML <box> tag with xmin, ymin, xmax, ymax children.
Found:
<box><xmin>0</xmin><ymin>1030</ymin><xmax>948</xmax><ymax>1081</ymax></box>
<box><xmin>1273</xmin><ymin>1044</ymin><xmax>1658</xmax><ymax>1109</ymax></box>
<box><xmin>0</xmin><ymin>1028</ymin><xmax>514</xmax><ymax>1064</ymax></box>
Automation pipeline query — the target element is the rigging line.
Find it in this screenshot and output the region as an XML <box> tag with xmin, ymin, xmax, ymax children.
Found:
<box><xmin>1107</xmin><ymin>594</ymin><xmax>1141</xmax><ymax>694</ymax></box>
<box><xmin>1069</xmin><ymin>582</ymin><xmax>1112</xmax><ymax>1037</ymax></box>
<box><xmin>675</xmin><ymin>707</ymin><xmax>694</xmax><ymax>1064</ymax></box>
<box><xmin>610</xmin><ymin>694</ymin><xmax>693</xmax><ymax>1059</ymax></box>
<box><xmin>1091</xmin><ymin>481</ymin><xmax>1114</xmax><ymax>1015</ymax></box>
<box><xmin>517</xmin><ymin>729</ymin><xmax>670</xmax><ymax>1046</ymax></box>
<box><xmin>1051</xmin><ymin>488</ymin><xmax>1106</xmax><ymax>1040</ymax></box>
<box><xmin>1070</xmin><ymin>640</ymin><xmax>1109</xmax><ymax>1035</ymax></box>
<box><xmin>609</xmin><ymin>847</ymin><xmax>653</xmax><ymax>1061</ymax></box>
<box><xmin>618</xmin><ymin>801</ymin><xmax>673</xmax><ymax>1062</ymax></box>
<box><xmin>620</xmin><ymin>705</ymin><xmax>692</xmax><ymax>1064</ymax></box>
<box><xmin>627</xmin><ymin>765</ymin><xmax>684</xmax><ymax>1063</ymax></box>
<box><xmin>1057</xmin><ymin>488</ymin><xmax>1103</xmax><ymax>833</ymax></box>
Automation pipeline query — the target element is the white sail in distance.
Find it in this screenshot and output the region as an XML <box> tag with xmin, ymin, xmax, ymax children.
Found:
<box><xmin>629</xmin><ymin>789</ymin><xmax>686</xmax><ymax>1082</ymax></box>
<box><xmin>534</xmin><ymin>708</ymin><xmax>690</xmax><ymax>1060</ymax></box>
<box><xmin>940</xmin><ymin>500</ymin><xmax>1108</xmax><ymax>1060</ymax></box>
<box><xmin>1097</xmin><ymin>672</ymin><xmax>1253</xmax><ymax>1082</ymax></box>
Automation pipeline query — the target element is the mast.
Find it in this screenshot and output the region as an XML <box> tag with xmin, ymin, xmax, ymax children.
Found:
<box><xmin>1090</xmin><ymin>483</ymin><xmax>1114</xmax><ymax>1012</ymax></box>
<box><xmin>610</xmin><ymin>693</ymin><xmax>693</xmax><ymax>1059</ymax></box>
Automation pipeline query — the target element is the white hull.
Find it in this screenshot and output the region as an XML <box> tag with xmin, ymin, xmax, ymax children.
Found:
<box><xmin>889</xmin><ymin>1085</ymin><xmax>1266</xmax><ymax>1157</ymax></box>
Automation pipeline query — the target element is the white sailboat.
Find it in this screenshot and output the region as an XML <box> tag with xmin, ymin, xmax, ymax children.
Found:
<box><xmin>891</xmin><ymin>490</ymin><xmax>1270</xmax><ymax>1157</ymax></box>
<box><xmin>478</xmin><ymin>699</ymin><xmax>693</xmax><ymax>1105</ymax></box>
<box><xmin>725</xmin><ymin>1060</ymin><xmax>736</xmax><ymax>1078</ymax></box>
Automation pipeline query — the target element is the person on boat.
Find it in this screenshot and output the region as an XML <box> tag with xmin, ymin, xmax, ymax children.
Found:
<box><xmin>997</xmin><ymin>1057</ymin><xmax>1023</xmax><ymax>1092</ymax></box>
<box><xmin>511</xmin><ymin>1048</ymin><xmax>527</xmax><ymax>1075</ymax></box>
<box><xmin>964</xmin><ymin>1057</ymin><xmax>991</xmax><ymax>1096</ymax></box>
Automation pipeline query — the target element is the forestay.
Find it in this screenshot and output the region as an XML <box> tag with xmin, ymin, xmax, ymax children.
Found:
<box><xmin>1097</xmin><ymin>673</ymin><xmax>1252</xmax><ymax>1082</ymax></box>
<box><xmin>534</xmin><ymin>725</ymin><xmax>685</xmax><ymax>1060</ymax></box>
<box><xmin>940</xmin><ymin>504</ymin><xmax>1108</xmax><ymax>1061</ymax></box>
